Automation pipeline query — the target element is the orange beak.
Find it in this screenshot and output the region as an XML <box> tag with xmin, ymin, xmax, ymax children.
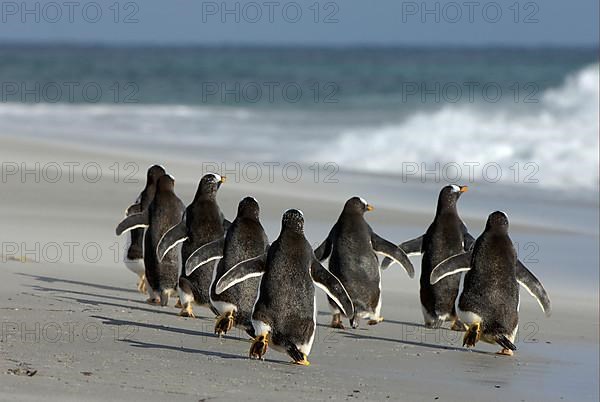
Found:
<box><xmin>459</xmin><ymin>186</ymin><xmax>468</xmax><ymax>193</ymax></box>
<box><xmin>366</xmin><ymin>204</ymin><xmax>374</xmax><ymax>211</ymax></box>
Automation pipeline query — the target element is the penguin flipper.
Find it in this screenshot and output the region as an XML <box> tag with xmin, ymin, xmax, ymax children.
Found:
<box><xmin>314</xmin><ymin>237</ymin><xmax>332</xmax><ymax>261</ymax></box>
<box><xmin>516</xmin><ymin>260</ymin><xmax>551</xmax><ymax>316</ymax></box>
<box><xmin>315</xmin><ymin>225</ymin><xmax>335</xmax><ymax>261</ymax></box>
<box><xmin>381</xmin><ymin>235</ymin><xmax>423</xmax><ymax>269</ymax></box>
<box><xmin>184</xmin><ymin>238</ymin><xmax>225</xmax><ymax>276</ymax></box>
<box><xmin>310</xmin><ymin>259</ymin><xmax>354</xmax><ymax>317</ymax></box>
<box><xmin>400</xmin><ymin>235</ymin><xmax>424</xmax><ymax>256</ymax></box>
<box><xmin>156</xmin><ymin>219</ymin><xmax>188</xmax><ymax>262</ymax></box>
<box><xmin>116</xmin><ymin>210</ymin><xmax>149</xmax><ymax>236</ymax></box>
<box><xmin>125</xmin><ymin>202</ymin><xmax>142</xmax><ymax>216</ymax></box>
<box><xmin>461</xmin><ymin>222</ymin><xmax>476</xmax><ymax>251</ymax></box>
<box><xmin>215</xmin><ymin>254</ymin><xmax>266</xmax><ymax>294</ymax></box>
<box><xmin>371</xmin><ymin>233</ymin><xmax>415</xmax><ymax>278</ymax></box>
<box><xmin>430</xmin><ymin>252</ymin><xmax>472</xmax><ymax>285</ymax></box>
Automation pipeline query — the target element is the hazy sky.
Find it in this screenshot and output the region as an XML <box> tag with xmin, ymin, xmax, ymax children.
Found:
<box><xmin>0</xmin><ymin>0</ymin><xmax>597</xmax><ymax>46</ymax></box>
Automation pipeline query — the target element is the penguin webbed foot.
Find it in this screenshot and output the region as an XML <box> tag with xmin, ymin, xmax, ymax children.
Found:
<box><xmin>450</xmin><ymin>319</ymin><xmax>468</xmax><ymax>332</ymax></box>
<box><xmin>137</xmin><ymin>275</ymin><xmax>147</xmax><ymax>294</ymax></box>
<box><xmin>178</xmin><ymin>303</ymin><xmax>196</xmax><ymax>318</ymax></box>
<box><xmin>463</xmin><ymin>322</ymin><xmax>481</xmax><ymax>348</ymax></box>
<box><xmin>214</xmin><ymin>311</ymin><xmax>235</xmax><ymax>336</ymax></box>
<box><xmin>425</xmin><ymin>318</ymin><xmax>443</xmax><ymax>329</ymax></box>
<box><xmin>286</xmin><ymin>343</ymin><xmax>309</xmax><ymax>366</ymax></box>
<box><xmin>159</xmin><ymin>290</ymin><xmax>170</xmax><ymax>307</ymax></box>
<box><xmin>497</xmin><ymin>348</ymin><xmax>515</xmax><ymax>356</ymax></box>
<box><xmin>249</xmin><ymin>334</ymin><xmax>269</xmax><ymax>360</ymax></box>
<box><xmin>145</xmin><ymin>297</ymin><xmax>161</xmax><ymax>305</ymax></box>
<box><xmin>291</xmin><ymin>355</ymin><xmax>310</xmax><ymax>366</ymax></box>
<box><xmin>367</xmin><ymin>316</ymin><xmax>384</xmax><ymax>326</ymax></box>
<box><xmin>331</xmin><ymin>314</ymin><xmax>345</xmax><ymax>329</ymax></box>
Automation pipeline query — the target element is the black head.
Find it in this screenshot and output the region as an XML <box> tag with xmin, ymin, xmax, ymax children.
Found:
<box><xmin>194</xmin><ymin>173</ymin><xmax>226</xmax><ymax>201</ymax></box>
<box><xmin>485</xmin><ymin>211</ymin><xmax>509</xmax><ymax>233</ymax></box>
<box><xmin>281</xmin><ymin>209</ymin><xmax>304</xmax><ymax>234</ymax></box>
<box><xmin>146</xmin><ymin>165</ymin><xmax>166</xmax><ymax>186</ymax></box>
<box><xmin>436</xmin><ymin>185</ymin><xmax>468</xmax><ymax>213</ymax></box>
<box><xmin>343</xmin><ymin>196</ymin><xmax>374</xmax><ymax>215</ymax></box>
<box><xmin>237</xmin><ymin>196</ymin><xmax>260</xmax><ymax>220</ymax></box>
<box><xmin>157</xmin><ymin>174</ymin><xmax>175</xmax><ymax>192</ymax></box>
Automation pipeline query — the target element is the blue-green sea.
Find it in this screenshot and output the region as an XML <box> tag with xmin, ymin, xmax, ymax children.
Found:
<box><xmin>0</xmin><ymin>45</ymin><xmax>598</xmax><ymax>190</ymax></box>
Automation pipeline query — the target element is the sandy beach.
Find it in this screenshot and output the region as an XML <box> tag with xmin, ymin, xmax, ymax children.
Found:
<box><xmin>1</xmin><ymin>136</ymin><xmax>598</xmax><ymax>401</ymax></box>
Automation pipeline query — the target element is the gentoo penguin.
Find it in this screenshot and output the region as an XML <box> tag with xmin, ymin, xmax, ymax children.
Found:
<box><xmin>121</xmin><ymin>165</ymin><xmax>166</xmax><ymax>294</ymax></box>
<box><xmin>315</xmin><ymin>197</ymin><xmax>414</xmax><ymax>329</ymax></box>
<box><xmin>116</xmin><ymin>174</ymin><xmax>186</xmax><ymax>306</ymax></box>
<box><xmin>215</xmin><ymin>209</ymin><xmax>354</xmax><ymax>365</ymax></box>
<box><xmin>156</xmin><ymin>173</ymin><xmax>229</xmax><ymax>318</ymax></box>
<box><xmin>185</xmin><ymin>197</ymin><xmax>268</xmax><ymax>337</ymax></box>
<box><xmin>430</xmin><ymin>211</ymin><xmax>551</xmax><ymax>355</ymax></box>
<box><xmin>382</xmin><ymin>185</ymin><xmax>474</xmax><ymax>329</ymax></box>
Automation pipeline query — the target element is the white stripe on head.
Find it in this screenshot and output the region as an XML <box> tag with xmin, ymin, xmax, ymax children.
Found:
<box><xmin>358</xmin><ymin>197</ymin><xmax>368</xmax><ymax>206</ymax></box>
<box><xmin>284</xmin><ymin>208</ymin><xmax>303</xmax><ymax>217</ymax></box>
<box><xmin>210</xmin><ymin>173</ymin><xmax>222</xmax><ymax>182</ymax></box>
<box><xmin>450</xmin><ymin>185</ymin><xmax>461</xmax><ymax>192</ymax></box>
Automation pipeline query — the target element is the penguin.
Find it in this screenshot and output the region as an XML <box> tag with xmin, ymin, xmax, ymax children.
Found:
<box><xmin>382</xmin><ymin>185</ymin><xmax>474</xmax><ymax>329</ymax></box>
<box><xmin>156</xmin><ymin>173</ymin><xmax>229</xmax><ymax>318</ymax></box>
<box><xmin>116</xmin><ymin>174</ymin><xmax>186</xmax><ymax>306</ymax></box>
<box><xmin>314</xmin><ymin>197</ymin><xmax>414</xmax><ymax>329</ymax></box>
<box><xmin>122</xmin><ymin>202</ymin><xmax>145</xmax><ymax>293</ymax></box>
<box><xmin>215</xmin><ymin>209</ymin><xmax>354</xmax><ymax>365</ymax></box>
<box><xmin>430</xmin><ymin>211</ymin><xmax>551</xmax><ymax>355</ymax></box>
<box><xmin>121</xmin><ymin>165</ymin><xmax>166</xmax><ymax>294</ymax></box>
<box><xmin>185</xmin><ymin>197</ymin><xmax>269</xmax><ymax>337</ymax></box>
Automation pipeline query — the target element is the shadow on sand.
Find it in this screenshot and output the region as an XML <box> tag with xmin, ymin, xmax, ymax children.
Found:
<box><xmin>93</xmin><ymin>315</ymin><xmax>301</xmax><ymax>366</ymax></box>
<box><xmin>340</xmin><ymin>330</ymin><xmax>493</xmax><ymax>355</ymax></box>
<box><xmin>19</xmin><ymin>273</ymin><xmax>138</xmax><ymax>294</ymax></box>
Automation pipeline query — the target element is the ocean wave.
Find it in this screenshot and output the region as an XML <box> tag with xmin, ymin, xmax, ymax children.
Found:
<box><xmin>318</xmin><ymin>64</ymin><xmax>599</xmax><ymax>191</ymax></box>
<box><xmin>1</xmin><ymin>64</ymin><xmax>598</xmax><ymax>192</ymax></box>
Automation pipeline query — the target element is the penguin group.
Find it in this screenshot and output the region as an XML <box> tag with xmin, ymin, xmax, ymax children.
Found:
<box><xmin>116</xmin><ymin>166</ymin><xmax>551</xmax><ymax>364</ymax></box>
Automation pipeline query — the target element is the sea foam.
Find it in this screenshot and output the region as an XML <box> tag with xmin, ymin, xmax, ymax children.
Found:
<box><xmin>319</xmin><ymin>64</ymin><xmax>599</xmax><ymax>191</ymax></box>
<box><xmin>1</xmin><ymin>64</ymin><xmax>598</xmax><ymax>192</ymax></box>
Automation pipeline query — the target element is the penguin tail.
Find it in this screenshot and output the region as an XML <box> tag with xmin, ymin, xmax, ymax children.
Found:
<box><xmin>495</xmin><ymin>335</ymin><xmax>517</xmax><ymax>351</ymax></box>
<box><xmin>245</xmin><ymin>327</ymin><xmax>256</xmax><ymax>339</ymax></box>
<box><xmin>283</xmin><ymin>341</ymin><xmax>305</xmax><ymax>363</ymax></box>
<box><xmin>178</xmin><ymin>277</ymin><xmax>194</xmax><ymax>297</ymax></box>
<box><xmin>159</xmin><ymin>289</ymin><xmax>172</xmax><ymax>307</ymax></box>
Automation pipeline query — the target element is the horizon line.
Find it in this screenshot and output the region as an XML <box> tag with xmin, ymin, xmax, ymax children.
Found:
<box><xmin>0</xmin><ymin>40</ymin><xmax>598</xmax><ymax>50</ymax></box>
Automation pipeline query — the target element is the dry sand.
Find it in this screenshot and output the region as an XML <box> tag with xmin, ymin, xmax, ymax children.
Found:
<box><xmin>1</xmin><ymin>136</ymin><xmax>598</xmax><ymax>401</ymax></box>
